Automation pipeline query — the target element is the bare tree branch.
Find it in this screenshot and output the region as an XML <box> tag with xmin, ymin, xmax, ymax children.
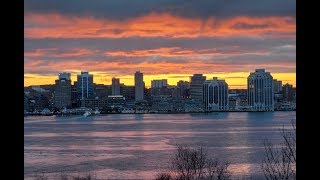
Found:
<box><xmin>261</xmin><ymin>119</ymin><xmax>296</xmax><ymax>180</ymax></box>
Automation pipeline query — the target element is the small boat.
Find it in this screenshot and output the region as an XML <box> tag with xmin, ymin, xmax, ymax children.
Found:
<box><xmin>83</xmin><ymin>111</ymin><xmax>92</xmax><ymax>117</ymax></box>
<box><xmin>93</xmin><ymin>109</ymin><xmax>101</xmax><ymax>115</ymax></box>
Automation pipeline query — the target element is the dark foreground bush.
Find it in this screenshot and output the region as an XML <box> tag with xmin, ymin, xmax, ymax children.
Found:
<box><xmin>155</xmin><ymin>144</ymin><xmax>231</xmax><ymax>180</ymax></box>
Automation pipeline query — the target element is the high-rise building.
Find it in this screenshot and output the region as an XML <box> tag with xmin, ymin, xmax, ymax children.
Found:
<box><xmin>71</xmin><ymin>82</ymin><xmax>78</xmax><ymax>108</ymax></box>
<box><xmin>94</xmin><ymin>83</ymin><xmax>108</xmax><ymax>99</ymax></box>
<box><xmin>54</xmin><ymin>73</ymin><xmax>72</xmax><ymax>109</ymax></box>
<box><xmin>112</xmin><ymin>78</ymin><xmax>120</xmax><ymax>95</ymax></box>
<box><xmin>151</xmin><ymin>79</ymin><xmax>168</xmax><ymax>96</ymax></box>
<box><xmin>77</xmin><ymin>72</ymin><xmax>94</xmax><ymax>99</ymax></box>
<box><xmin>135</xmin><ymin>71</ymin><xmax>144</xmax><ymax>101</ymax></box>
<box><xmin>190</xmin><ymin>74</ymin><xmax>206</xmax><ymax>102</ymax></box>
<box><xmin>203</xmin><ymin>77</ymin><xmax>228</xmax><ymax>111</ymax></box>
<box><xmin>151</xmin><ymin>79</ymin><xmax>168</xmax><ymax>88</ymax></box>
<box><xmin>58</xmin><ymin>72</ymin><xmax>71</xmax><ymax>80</ymax></box>
<box><xmin>273</xmin><ymin>79</ymin><xmax>282</xmax><ymax>93</ymax></box>
<box><xmin>177</xmin><ymin>80</ymin><xmax>190</xmax><ymax>99</ymax></box>
<box><xmin>121</xmin><ymin>84</ymin><xmax>135</xmax><ymax>101</ymax></box>
<box><xmin>283</xmin><ymin>83</ymin><xmax>294</xmax><ymax>102</ymax></box>
<box><xmin>247</xmin><ymin>69</ymin><xmax>274</xmax><ymax>111</ymax></box>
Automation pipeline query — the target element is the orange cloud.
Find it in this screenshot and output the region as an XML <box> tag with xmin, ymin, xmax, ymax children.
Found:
<box><xmin>24</xmin><ymin>48</ymin><xmax>57</xmax><ymax>57</ymax></box>
<box><xmin>25</xmin><ymin>13</ymin><xmax>295</xmax><ymax>39</ymax></box>
<box><xmin>104</xmin><ymin>47</ymin><xmax>268</xmax><ymax>57</ymax></box>
<box><xmin>24</xmin><ymin>48</ymin><xmax>97</xmax><ymax>57</ymax></box>
<box><xmin>24</xmin><ymin>56</ymin><xmax>296</xmax><ymax>87</ymax></box>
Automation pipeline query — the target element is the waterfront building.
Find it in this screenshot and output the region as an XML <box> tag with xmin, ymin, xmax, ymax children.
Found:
<box><xmin>94</xmin><ymin>83</ymin><xmax>109</xmax><ymax>99</ymax></box>
<box><xmin>274</xmin><ymin>94</ymin><xmax>285</xmax><ymax>110</ymax></box>
<box><xmin>71</xmin><ymin>82</ymin><xmax>78</xmax><ymax>108</ymax></box>
<box><xmin>229</xmin><ymin>97</ymin><xmax>239</xmax><ymax>110</ymax></box>
<box><xmin>80</xmin><ymin>97</ymin><xmax>108</xmax><ymax>110</ymax></box>
<box><xmin>144</xmin><ymin>88</ymin><xmax>152</xmax><ymax>101</ymax></box>
<box><xmin>151</xmin><ymin>79</ymin><xmax>168</xmax><ymax>96</ymax></box>
<box><xmin>120</xmin><ymin>85</ymin><xmax>135</xmax><ymax>101</ymax></box>
<box><xmin>107</xmin><ymin>95</ymin><xmax>126</xmax><ymax>107</ymax></box>
<box><xmin>112</xmin><ymin>78</ymin><xmax>120</xmax><ymax>95</ymax></box>
<box><xmin>135</xmin><ymin>71</ymin><xmax>144</xmax><ymax>101</ymax></box>
<box><xmin>228</xmin><ymin>93</ymin><xmax>241</xmax><ymax>110</ymax></box>
<box><xmin>24</xmin><ymin>86</ymin><xmax>51</xmax><ymax>112</ymax></box>
<box><xmin>273</xmin><ymin>79</ymin><xmax>282</xmax><ymax>93</ymax></box>
<box><xmin>283</xmin><ymin>83</ymin><xmax>294</xmax><ymax>102</ymax></box>
<box><xmin>177</xmin><ymin>80</ymin><xmax>190</xmax><ymax>99</ymax></box>
<box><xmin>274</xmin><ymin>93</ymin><xmax>283</xmax><ymax>101</ymax></box>
<box><xmin>190</xmin><ymin>74</ymin><xmax>206</xmax><ymax>102</ymax></box>
<box><xmin>151</xmin><ymin>101</ymin><xmax>174</xmax><ymax>112</ymax></box>
<box><xmin>247</xmin><ymin>69</ymin><xmax>274</xmax><ymax>111</ymax></box>
<box><xmin>168</xmin><ymin>85</ymin><xmax>179</xmax><ymax>100</ymax></box>
<box><xmin>77</xmin><ymin>72</ymin><xmax>94</xmax><ymax>99</ymax></box>
<box><xmin>202</xmin><ymin>77</ymin><xmax>229</xmax><ymax>111</ymax></box>
<box><xmin>184</xmin><ymin>100</ymin><xmax>204</xmax><ymax>112</ymax></box>
<box><xmin>105</xmin><ymin>85</ymin><xmax>112</xmax><ymax>96</ymax></box>
<box><xmin>54</xmin><ymin>72</ymin><xmax>72</xmax><ymax>109</ymax></box>
<box><xmin>134</xmin><ymin>100</ymin><xmax>151</xmax><ymax>112</ymax></box>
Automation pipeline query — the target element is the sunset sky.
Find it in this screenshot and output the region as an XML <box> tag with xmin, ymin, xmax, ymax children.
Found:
<box><xmin>24</xmin><ymin>0</ymin><xmax>296</xmax><ymax>89</ymax></box>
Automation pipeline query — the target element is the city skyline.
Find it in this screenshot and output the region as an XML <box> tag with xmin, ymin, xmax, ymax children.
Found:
<box><xmin>24</xmin><ymin>2</ymin><xmax>296</xmax><ymax>179</ymax></box>
<box><xmin>24</xmin><ymin>0</ymin><xmax>296</xmax><ymax>88</ymax></box>
<box><xmin>24</xmin><ymin>70</ymin><xmax>294</xmax><ymax>89</ymax></box>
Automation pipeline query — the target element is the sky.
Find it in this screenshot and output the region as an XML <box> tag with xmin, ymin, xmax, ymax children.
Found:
<box><xmin>24</xmin><ymin>0</ymin><xmax>296</xmax><ymax>89</ymax></box>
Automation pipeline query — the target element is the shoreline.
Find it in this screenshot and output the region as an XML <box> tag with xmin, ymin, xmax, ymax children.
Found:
<box><xmin>24</xmin><ymin>110</ymin><xmax>296</xmax><ymax>116</ymax></box>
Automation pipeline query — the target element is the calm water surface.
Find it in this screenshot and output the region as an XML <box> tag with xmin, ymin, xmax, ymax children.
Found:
<box><xmin>24</xmin><ymin>112</ymin><xmax>296</xmax><ymax>179</ymax></box>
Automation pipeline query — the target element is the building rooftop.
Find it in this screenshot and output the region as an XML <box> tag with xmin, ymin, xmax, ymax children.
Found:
<box><xmin>255</xmin><ymin>69</ymin><xmax>265</xmax><ymax>72</ymax></box>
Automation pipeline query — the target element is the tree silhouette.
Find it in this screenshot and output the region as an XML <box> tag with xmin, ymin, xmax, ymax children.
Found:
<box><xmin>261</xmin><ymin>120</ymin><xmax>296</xmax><ymax>180</ymax></box>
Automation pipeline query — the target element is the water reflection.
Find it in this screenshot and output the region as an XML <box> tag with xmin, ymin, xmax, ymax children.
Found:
<box><xmin>24</xmin><ymin>111</ymin><xmax>296</xmax><ymax>179</ymax></box>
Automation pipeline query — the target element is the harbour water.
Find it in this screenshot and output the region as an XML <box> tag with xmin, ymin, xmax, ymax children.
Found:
<box><xmin>24</xmin><ymin>111</ymin><xmax>296</xmax><ymax>179</ymax></box>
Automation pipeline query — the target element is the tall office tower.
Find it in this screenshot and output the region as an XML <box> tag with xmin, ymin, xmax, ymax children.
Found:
<box><xmin>273</xmin><ymin>79</ymin><xmax>283</xmax><ymax>93</ymax></box>
<box><xmin>135</xmin><ymin>71</ymin><xmax>144</xmax><ymax>101</ymax></box>
<box><xmin>112</xmin><ymin>77</ymin><xmax>120</xmax><ymax>95</ymax></box>
<box><xmin>58</xmin><ymin>72</ymin><xmax>71</xmax><ymax>80</ymax></box>
<box><xmin>77</xmin><ymin>72</ymin><xmax>94</xmax><ymax>99</ymax></box>
<box><xmin>283</xmin><ymin>83</ymin><xmax>294</xmax><ymax>102</ymax></box>
<box><xmin>54</xmin><ymin>72</ymin><xmax>72</xmax><ymax>109</ymax></box>
<box><xmin>71</xmin><ymin>82</ymin><xmax>78</xmax><ymax>108</ymax></box>
<box><xmin>247</xmin><ymin>69</ymin><xmax>274</xmax><ymax>111</ymax></box>
<box><xmin>203</xmin><ymin>77</ymin><xmax>228</xmax><ymax>111</ymax></box>
<box><xmin>151</xmin><ymin>79</ymin><xmax>168</xmax><ymax>96</ymax></box>
<box><xmin>190</xmin><ymin>74</ymin><xmax>206</xmax><ymax>102</ymax></box>
<box><xmin>177</xmin><ymin>80</ymin><xmax>190</xmax><ymax>99</ymax></box>
<box><xmin>151</xmin><ymin>79</ymin><xmax>168</xmax><ymax>88</ymax></box>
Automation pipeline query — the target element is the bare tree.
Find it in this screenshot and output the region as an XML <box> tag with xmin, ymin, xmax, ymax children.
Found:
<box><xmin>155</xmin><ymin>172</ymin><xmax>173</xmax><ymax>180</ymax></box>
<box><xmin>156</xmin><ymin>144</ymin><xmax>231</xmax><ymax>180</ymax></box>
<box><xmin>261</xmin><ymin>119</ymin><xmax>296</xmax><ymax>180</ymax></box>
<box><xmin>206</xmin><ymin>159</ymin><xmax>231</xmax><ymax>180</ymax></box>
